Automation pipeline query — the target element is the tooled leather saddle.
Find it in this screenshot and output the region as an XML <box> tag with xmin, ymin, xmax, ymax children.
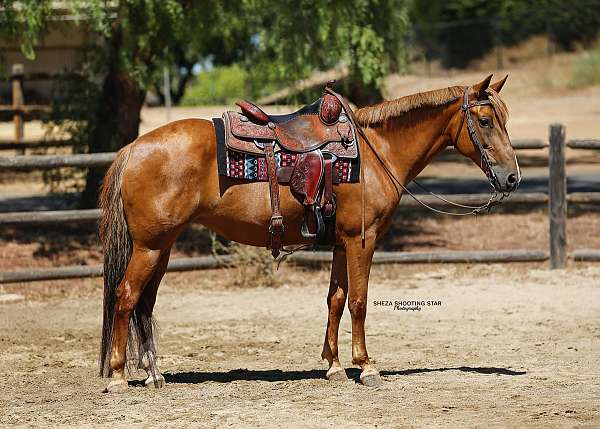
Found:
<box><xmin>218</xmin><ymin>81</ymin><xmax>360</xmax><ymax>258</ymax></box>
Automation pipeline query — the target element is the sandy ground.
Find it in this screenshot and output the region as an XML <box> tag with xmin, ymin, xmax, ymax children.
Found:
<box><xmin>1</xmin><ymin>264</ymin><xmax>599</xmax><ymax>428</ymax></box>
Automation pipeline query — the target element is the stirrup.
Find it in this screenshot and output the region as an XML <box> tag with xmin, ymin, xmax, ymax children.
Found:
<box><xmin>301</xmin><ymin>205</ymin><xmax>324</xmax><ymax>239</ymax></box>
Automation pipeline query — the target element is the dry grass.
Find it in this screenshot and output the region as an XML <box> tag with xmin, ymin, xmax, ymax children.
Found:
<box><xmin>225</xmin><ymin>242</ymin><xmax>278</xmax><ymax>288</ymax></box>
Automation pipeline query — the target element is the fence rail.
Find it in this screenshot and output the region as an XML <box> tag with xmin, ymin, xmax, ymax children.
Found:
<box><xmin>3</xmin><ymin>248</ymin><xmax>600</xmax><ymax>285</ymax></box>
<box><xmin>567</xmin><ymin>139</ymin><xmax>600</xmax><ymax>150</ymax></box>
<box><xmin>0</xmin><ymin>152</ymin><xmax>115</xmax><ymax>169</ymax></box>
<box><xmin>0</xmin><ymin>139</ymin><xmax>73</xmax><ymax>151</ymax></box>
<box><xmin>0</xmin><ymin>139</ymin><xmax>550</xmax><ymax>169</ymax></box>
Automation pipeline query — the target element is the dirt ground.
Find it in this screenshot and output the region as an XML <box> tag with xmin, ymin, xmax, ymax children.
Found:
<box><xmin>1</xmin><ymin>263</ymin><xmax>599</xmax><ymax>428</ymax></box>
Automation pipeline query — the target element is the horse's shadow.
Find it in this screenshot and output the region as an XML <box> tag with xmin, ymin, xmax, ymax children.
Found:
<box><xmin>150</xmin><ymin>366</ymin><xmax>525</xmax><ymax>386</ymax></box>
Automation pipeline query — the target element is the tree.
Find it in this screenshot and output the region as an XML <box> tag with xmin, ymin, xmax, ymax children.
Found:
<box><xmin>409</xmin><ymin>0</ymin><xmax>600</xmax><ymax>68</ymax></box>
<box><xmin>1</xmin><ymin>0</ymin><xmax>409</xmax><ymax>207</ymax></box>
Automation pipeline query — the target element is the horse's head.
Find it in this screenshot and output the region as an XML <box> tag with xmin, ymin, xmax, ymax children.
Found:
<box><xmin>451</xmin><ymin>74</ymin><xmax>521</xmax><ymax>194</ymax></box>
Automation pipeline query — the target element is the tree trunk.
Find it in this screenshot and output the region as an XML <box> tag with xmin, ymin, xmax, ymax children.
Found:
<box><xmin>79</xmin><ymin>70</ymin><xmax>145</xmax><ymax>208</ymax></box>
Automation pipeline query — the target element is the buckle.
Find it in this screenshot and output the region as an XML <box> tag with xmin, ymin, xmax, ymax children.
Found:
<box><xmin>269</xmin><ymin>215</ymin><xmax>284</xmax><ymax>233</ymax></box>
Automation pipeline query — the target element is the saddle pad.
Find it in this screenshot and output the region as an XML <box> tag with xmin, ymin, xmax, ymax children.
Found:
<box><xmin>214</xmin><ymin>118</ymin><xmax>359</xmax><ymax>183</ymax></box>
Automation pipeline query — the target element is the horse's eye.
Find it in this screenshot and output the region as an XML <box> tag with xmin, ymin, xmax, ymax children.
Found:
<box><xmin>479</xmin><ymin>117</ymin><xmax>492</xmax><ymax>128</ymax></box>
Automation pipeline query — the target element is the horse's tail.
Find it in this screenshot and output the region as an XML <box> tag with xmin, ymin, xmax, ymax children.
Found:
<box><xmin>98</xmin><ymin>145</ymin><xmax>133</xmax><ymax>377</ymax></box>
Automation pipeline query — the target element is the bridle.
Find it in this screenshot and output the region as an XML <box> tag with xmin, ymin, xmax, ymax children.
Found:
<box><xmin>452</xmin><ymin>86</ymin><xmax>501</xmax><ymax>192</ymax></box>
<box><xmin>346</xmin><ymin>86</ymin><xmax>512</xmax><ymax>217</ymax></box>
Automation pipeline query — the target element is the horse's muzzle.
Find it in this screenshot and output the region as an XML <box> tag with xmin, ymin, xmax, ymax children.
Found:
<box><xmin>493</xmin><ymin>168</ymin><xmax>521</xmax><ymax>193</ymax></box>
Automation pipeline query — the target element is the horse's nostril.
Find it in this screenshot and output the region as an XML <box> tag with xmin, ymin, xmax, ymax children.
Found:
<box><xmin>507</xmin><ymin>173</ymin><xmax>517</xmax><ymax>185</ymax></box>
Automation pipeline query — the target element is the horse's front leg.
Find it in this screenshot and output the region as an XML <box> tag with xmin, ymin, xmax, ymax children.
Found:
<box><xmin>345</xmin><ymin>236</ymin><xmax>382</xmax><ymax>387</ymax></box>
<box><xmin>321</xmin><ymin>246</ymin><xmax>349</xmax><ymax>381</ymax></box>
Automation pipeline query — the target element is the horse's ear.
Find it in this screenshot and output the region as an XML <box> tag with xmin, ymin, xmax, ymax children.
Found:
<box><xmin>473</xmin><ymin>74</ymin><xmax>493</xmax><ymax>98</ymax></box>
<box><xmin>490</xmin><ymin>74</ymin><xmax>508</xmax><ymax>93</ymax></box>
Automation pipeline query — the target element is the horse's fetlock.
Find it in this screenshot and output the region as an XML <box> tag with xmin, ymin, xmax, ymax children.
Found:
<box><xmin>110</xmin><ymin>353</ymin><xmax>126</xmax><ymax>372</ymax></box>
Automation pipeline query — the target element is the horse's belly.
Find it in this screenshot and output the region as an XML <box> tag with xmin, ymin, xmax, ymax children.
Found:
<box><xmin>197</xmin><ymin>180</ymin><xmax>308</xmax><ymax>247</ymax></box>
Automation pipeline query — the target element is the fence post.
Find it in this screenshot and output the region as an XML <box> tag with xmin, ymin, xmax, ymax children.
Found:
<box><xmin>549</xmin><ymin>123</ymin><xmax>567</xmax><ymax>269</ymax></box>
<box><xmin>11</xmin><ymin>64</ymin><xmax>24</xmax><ymax>146</ymax></box>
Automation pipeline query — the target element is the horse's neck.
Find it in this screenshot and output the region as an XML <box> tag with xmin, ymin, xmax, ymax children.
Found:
<box><xmin>368</xmin><ymin>102</ymin><xmax>457</xmax><ymax>185</ymax></box>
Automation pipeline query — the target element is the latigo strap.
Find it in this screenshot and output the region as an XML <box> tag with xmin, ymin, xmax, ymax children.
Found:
<box><xmin>263</xmin><ymin>142</ymin><xmax>284</xmax><ymax>258</ymax></box>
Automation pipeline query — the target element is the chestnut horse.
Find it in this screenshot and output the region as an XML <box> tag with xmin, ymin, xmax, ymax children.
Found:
<box><xmin>99</xmin><ymin>75</ymin><xmax>520</xmax><ymax>392</ymax></box>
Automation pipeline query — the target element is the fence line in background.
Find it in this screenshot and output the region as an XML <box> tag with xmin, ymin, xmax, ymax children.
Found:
<box><xmin>0</xmin><ymin>138</ymin><xmax>558</xmax><ymax>159</ymax></box>
<box><xmin>5</xmin><ymin>248</ymin><xmax>600</xmax><ymax>285</ymax></box>
<box><xmin>0</xmin><ymin>251</ymin><xmax>550</xmax><ymax>285</ymax></box>
<box><xmin>5</xmin><ymin>192</ymin><xmax>600</xmax><ymax>227</ymax></box>
<box><xmin>0</xmin><ymin>124</ymin><xmax>599</xmax><ymax>283</ymax></box>
<box><xmin>3</xmin><ymin>193</ymin><xmax>599</xmax><ymax>226</ymax></box>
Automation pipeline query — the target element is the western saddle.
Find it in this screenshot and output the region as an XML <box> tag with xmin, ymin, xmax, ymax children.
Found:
<box><xmin>222</xmin><ymin>81</ymin><xmax>360</xmax><ymax>258</ymax></box>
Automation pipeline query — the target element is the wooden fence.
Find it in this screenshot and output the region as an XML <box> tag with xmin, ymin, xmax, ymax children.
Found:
<box><xmin>0</xmin><ymin>121</ymin><xmax>599</xmax><ymax>283</ymax></box>
<box><xmin>0</xmin><ymin>64</ymin><xmax>69</xmax><ymax>153</ymax></box>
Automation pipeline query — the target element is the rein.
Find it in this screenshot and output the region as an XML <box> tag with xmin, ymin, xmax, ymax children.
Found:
<box><xmin>332</xmin><ymin>86</ymin><xmax>509</xmax><ymax>217</ymax></box>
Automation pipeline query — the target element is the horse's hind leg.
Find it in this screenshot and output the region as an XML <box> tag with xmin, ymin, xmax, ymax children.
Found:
<box><xmin>321</xmin><ymin>246</ymin><xmax>349</xmax><ymax>381</ymax></box>
<box><xmin>137</xmin><ymin>247</ymin><xmax>172</xmax><ymax>388</ymax></box>
<box><xmin>106</xmin><ymin>246</ymin><xmax>162</xmax><ymax>393</ymax></box>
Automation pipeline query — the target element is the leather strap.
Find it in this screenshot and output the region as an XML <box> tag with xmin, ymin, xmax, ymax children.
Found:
<box><xmin>322</xmin><ymin>157</ymin><xmax>335</xmax><ymax>217</ymax></box>
<box><xmin>263</xmin><ymin>142</ymin><xmax>284</xmax><ymax>258</ymax></box>
<box><xmin>324</xmin><ymin>87</ymin><xmax>366</xmax><ymax>242</ymax></box>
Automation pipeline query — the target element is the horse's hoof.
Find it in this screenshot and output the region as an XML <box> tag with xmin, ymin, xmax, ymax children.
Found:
<box><xmin>360</xmin><ymin>369</ymin><xmax>383</xmax><ymax>387</ymax></box>
<box><xmin>104</xmin><ymin>378</ymin><xmax>128</xmax><ymax>393</ymax></box>
<box><xmin>326</xmin><ymin>366</ymin><xmax>348</xmax><ymax>382</ymax></box>
<box><xmin>145</xmin><ymin>374</ymin><xmax>165</xmax><ymax>388</ymax></box>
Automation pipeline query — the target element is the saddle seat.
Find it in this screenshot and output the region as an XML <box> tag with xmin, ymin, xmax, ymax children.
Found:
<box><xmin>221</xmin><ymin>81</ymin><xmax>360</xmax><ymax>258</ymax></box>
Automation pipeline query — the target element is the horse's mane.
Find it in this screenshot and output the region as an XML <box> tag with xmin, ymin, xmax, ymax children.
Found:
<box><xmin>355</xmin><ymin>85</ymin><xmax>509</xmax><ymax>126</ymax></box>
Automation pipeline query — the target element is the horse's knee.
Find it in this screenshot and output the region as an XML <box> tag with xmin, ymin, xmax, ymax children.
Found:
<box><xmin>348</xmin><ymin>298</ymin><xmax>367</xmax><ymax>319</ymax></box>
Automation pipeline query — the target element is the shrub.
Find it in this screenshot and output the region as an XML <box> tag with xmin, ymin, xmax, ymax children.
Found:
<box><xmin>570</xmin><ymin>49</ymin><xmax>600</xmax><ymax>88</ymax></box>
<box><xmin>227</xmin><ymin>242</ymin><xmax>278</xmax><ymax>288</ymax></box>
<box><xmin>181</xmin><ymin>65</ymin><xmax>249</xmax><ymax>105</ymax></box>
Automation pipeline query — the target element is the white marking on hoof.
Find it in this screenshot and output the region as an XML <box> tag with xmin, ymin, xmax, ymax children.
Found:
<box><xmin>326</xmin><ymin>366</ymin><xmax>348</xmax><ymax>382</ymax></box>
<box><xmin>104</xmin><ymin>378</ymin><xmax>128</xmax><ymax>393</ymax></box>
<box><xmin>144</xmin><ymin>373</ymin><xmax>165</xmax><ymax>388</ymax></box>
<box><xmin>360</xmin><ymin>368</ymin><xmax>383</xmax><ymax>387</ymax></box>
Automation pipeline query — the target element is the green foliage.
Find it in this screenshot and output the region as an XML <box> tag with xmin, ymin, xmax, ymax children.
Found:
<box><xmin>247</xmin><ymin>0</ymin><xmax>409</xmax><ymax>94</ymax></box>
<box><xmin>570</xmin><ymin>48</ymin><xmax>600</xmax><ymax>88</ymax></box>
<box><xmin>182</xmin><ymin>65</ymin><xmax>249</xmax><ymax>105</ymax></box>
<box><xmin>0</xmin><ymin>0</ymin><xmax>53</xmax><ymax>59</ymax></box>
<box><xmin>410</xmin><ymin>0</ymin><xmax>600</xmax><ymax>68</ymax></box>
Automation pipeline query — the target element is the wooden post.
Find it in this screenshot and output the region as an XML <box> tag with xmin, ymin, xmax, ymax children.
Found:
<box><xmin>549</xmin><ymin>123</ymin><xmax>567</xmax><ymax>269</ymax></box>
<box><xmin>11</xmin><ymin>64</ymin><xmax>24</xmax><ymax>146</ymax></box>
